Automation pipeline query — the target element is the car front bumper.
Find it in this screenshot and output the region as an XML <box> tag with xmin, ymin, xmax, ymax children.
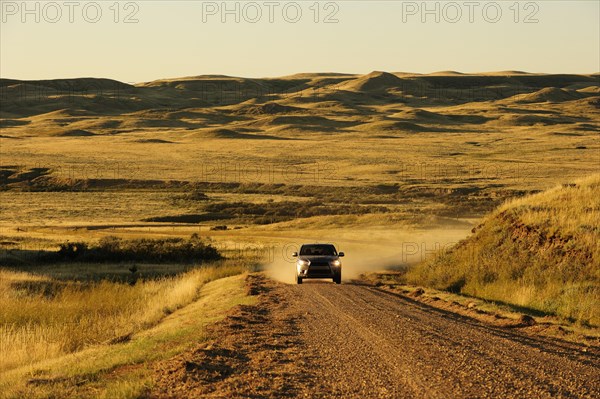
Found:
<box><xmin>298</xmin><ymin>264</ymin><xmax>341</xmax><ymax>278</ymax></box>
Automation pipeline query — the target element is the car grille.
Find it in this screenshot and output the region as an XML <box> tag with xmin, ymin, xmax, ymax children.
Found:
<box><xmin>307</xmin><ymin>263</ymin><xmax>332</xmax><ymax>277</ymax></box>
<box><xmin>310</xmin><ymin>261</ymin><xmax>330</xmax><ymax>267</ymax></box>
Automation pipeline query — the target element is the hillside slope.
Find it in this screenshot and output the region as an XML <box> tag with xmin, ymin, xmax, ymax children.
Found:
<box><xmin>408</xmin><ymin>174</ymin><xmax>600</xmax><ymax>326</ymax></box>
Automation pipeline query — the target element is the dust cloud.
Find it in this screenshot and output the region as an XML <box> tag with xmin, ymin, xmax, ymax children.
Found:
<box><xmin>262</xmin><ymin>226</ymin><xmax>471</xmax><ymax>284</ymax></box>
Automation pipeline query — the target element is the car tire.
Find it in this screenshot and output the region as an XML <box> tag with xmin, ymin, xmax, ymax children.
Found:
<box><xmin>296</xmin><ymin>275</ymin><xmax>303</xmax><ymax>285</ymax></box>
<box><xmin>333</xmin><ymin>274</ymin><xmax>341</xmax><ymax>284</ymax></box>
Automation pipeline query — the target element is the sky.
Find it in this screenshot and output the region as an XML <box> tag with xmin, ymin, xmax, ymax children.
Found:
<box><xmin>1</xmin><ymin>0</ymin><xmax>599</xmax><ymax>83</ymax></box>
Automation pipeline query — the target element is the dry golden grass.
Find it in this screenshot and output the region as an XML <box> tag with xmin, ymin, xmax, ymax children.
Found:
<box><xmin>499</xmin><ymin>174</ymin><xmax>600</xmax><ymax>257</ymax></box>
<box><xmin>407</xmin><ymin>174</ymin><xmax>600</xmax><ymax>326</ymax></box>
<box><xmin>0</xmin><ymin>260</ymin><xmax>252</xmax><ymax>372</ymax></box>
<box><xmin>0</xmin><ymin>273</ymin><xmax>256</xmax><ymax>399</ymax></box>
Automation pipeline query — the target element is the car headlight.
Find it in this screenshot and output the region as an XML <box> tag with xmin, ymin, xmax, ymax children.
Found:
<box><xmin>297</xmin><ymin>259</ymin><xmax>310</xmax><ymax>267</ymax></box>
<box><xmin>330</xmin><ymin>260</ymin><xmax>341</xmax><ymax>267</ymax></box>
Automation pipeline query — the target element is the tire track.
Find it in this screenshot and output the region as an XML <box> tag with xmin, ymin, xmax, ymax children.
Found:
<box><xmin>289</xmin><ymin>282</ymin><xmax>600</xmax><ymax>398</ymax></box>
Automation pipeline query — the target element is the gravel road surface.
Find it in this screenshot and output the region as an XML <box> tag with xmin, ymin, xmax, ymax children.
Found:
<box><xmin>152</xmin><ymin>276</ymin><xmax>599</xmax><ymax>398</ymax></box>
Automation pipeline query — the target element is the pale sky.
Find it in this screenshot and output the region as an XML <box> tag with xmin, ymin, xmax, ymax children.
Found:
<box><xmin>1</xmin><ymin>1</ymin><xmax>598</xmax><ymax>83</ymax></box>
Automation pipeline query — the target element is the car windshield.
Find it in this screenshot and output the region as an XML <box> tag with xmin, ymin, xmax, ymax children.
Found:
<box><xmin>300</xmin><ymin>244</ymin><xmax>337</xmax><ymax>256</ymax></box>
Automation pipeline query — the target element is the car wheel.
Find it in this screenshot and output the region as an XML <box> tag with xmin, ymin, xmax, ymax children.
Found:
<box><xmin>296</xmin><ymin>275</ymin><xmax>303</xmax><ymax>285</ymax></box>
<box><xmin>333</xmin><ymin>274</ymin><xmax>341</xmax><ymax>284</ymax></box>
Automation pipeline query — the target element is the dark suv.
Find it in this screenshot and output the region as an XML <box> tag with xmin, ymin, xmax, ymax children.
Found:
<box><xmin>292</xmin><ymin>244</ymin><xmax>344</xmax><ymax>284</ymax></box>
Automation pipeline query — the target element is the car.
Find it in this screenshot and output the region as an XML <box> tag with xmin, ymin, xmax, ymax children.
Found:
<box><xmin>292</xmin><ymin>243</ymin><xmax>344</xmax><ymax>285</ymax></box>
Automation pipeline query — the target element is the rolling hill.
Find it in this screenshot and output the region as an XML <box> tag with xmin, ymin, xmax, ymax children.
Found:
<box><xmin>408</xmin><ymin>175</ymin><xmax>600</xmax><ymax>326</ymax></box>
<box><xmin>1</xmin><ymin>71</ymin><xmax>598</xmax><ymax>143</ymax></box>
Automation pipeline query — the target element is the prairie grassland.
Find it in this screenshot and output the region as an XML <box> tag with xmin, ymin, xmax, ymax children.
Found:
<box><xmin>2</xmin><ymin>73</ymin><xmax>597</xmax><ymax>187</ymax></box>
<box><xmin>0</xmin><ymin>259</ymin><xmax>256</xmax><ymax>373</ymax></box>
<box><xmin>2</xmin><ymin>73</ymin><xmax>598</xmax><ymax>249</ymax></box>
<box><xmin>407</xmin><ymin>174</ymin><xmax>600</xmax><ymax>326</ymax></box>
<box><xmin>0</xmin><ymin>72</ymin><xmax>598</xmax><ymax>373</ymax></box>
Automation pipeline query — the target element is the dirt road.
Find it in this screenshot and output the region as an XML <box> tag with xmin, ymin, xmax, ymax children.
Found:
<box><xmin>152</xmin><ymin>276</ymin><xmax>599</xmax><ymax>398</ymax></box>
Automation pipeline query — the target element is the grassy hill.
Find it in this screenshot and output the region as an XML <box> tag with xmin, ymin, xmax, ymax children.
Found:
<box><xmin>408</xmin><ymin>174</ymin><xmax>600</xmax><ymax>326</ymax></box>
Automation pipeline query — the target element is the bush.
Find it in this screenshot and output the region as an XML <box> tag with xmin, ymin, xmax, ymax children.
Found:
<box><xmin>58</xmin><ymin>242</ymin><xmax>88</xmax><ymax>259</ymax></box>
<box><xmin>52</xmin><ymin>235</ymin><xmax>221</xmax><ymax>264</ymax></box>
